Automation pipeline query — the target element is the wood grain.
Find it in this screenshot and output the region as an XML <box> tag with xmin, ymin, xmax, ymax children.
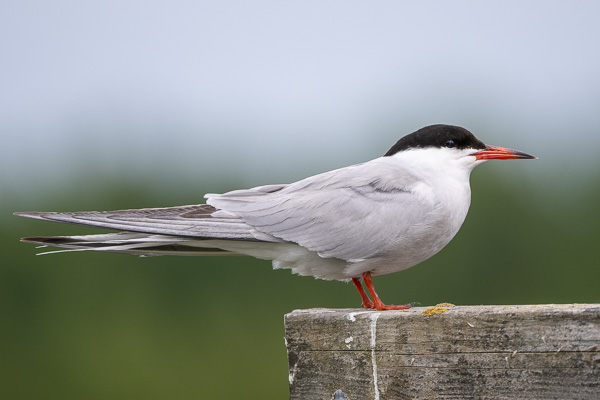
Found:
<box><xmin>284</xmin><ymin>304</ymin><xmax>600</xmax><ymax>400</ymax></box>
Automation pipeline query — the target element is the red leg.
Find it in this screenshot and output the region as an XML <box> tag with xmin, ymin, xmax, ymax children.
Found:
<box><xmin>362</xmin><ymin>271</ymin><xmax>414</xmax><ymax>311</ymax></box>
<box><xmin>352</xmin><ymin>277</ymin><xmax>374</xmax><ymax>309</ymax></box>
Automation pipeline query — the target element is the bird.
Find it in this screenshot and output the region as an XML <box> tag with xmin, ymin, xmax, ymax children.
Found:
<box><xmin>15</xmin><ymin>124</ymin><xmax>536</xmax><ymax>310</ymax></box>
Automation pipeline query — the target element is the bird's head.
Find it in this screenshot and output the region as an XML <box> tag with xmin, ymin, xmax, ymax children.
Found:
<box><xmin>384</xmin><ymin>124</ymin><xmax>537</xmax><ymax>173</ymax></box>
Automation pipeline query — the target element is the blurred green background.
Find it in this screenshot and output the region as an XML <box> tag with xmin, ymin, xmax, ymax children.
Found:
<box><xmin>2</xmin><ymin>1</ymin><xmax>600</xmax><ymax>399</ymax></box>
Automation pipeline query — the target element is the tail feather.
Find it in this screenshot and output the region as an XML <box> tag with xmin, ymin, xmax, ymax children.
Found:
<box><xmin>21</xmin><ymin>233</ymin><xmax>241</xmax><ymax>256</ymax></box>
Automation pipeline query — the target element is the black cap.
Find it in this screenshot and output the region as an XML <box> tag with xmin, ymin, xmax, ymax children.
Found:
<box><xmin>384</xmin><ymin>124</ymin><xmax>486</xmax><ymax>157</ymax></box>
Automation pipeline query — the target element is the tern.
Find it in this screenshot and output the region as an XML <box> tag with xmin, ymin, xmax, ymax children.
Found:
<box><xmin>15</xmin><ymin>124</ymin><xmax>536</xmax><ymax>310</ymax></box>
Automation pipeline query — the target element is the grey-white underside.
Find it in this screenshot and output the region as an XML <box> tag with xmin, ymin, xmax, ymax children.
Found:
<box><xmin>18</xmin><ymin>156</ymin><xmax>470</xmax><ymax>281</ymax></box>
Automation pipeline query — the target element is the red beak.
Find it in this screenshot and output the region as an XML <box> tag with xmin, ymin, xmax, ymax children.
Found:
<box><xmin>471</xmin><ymin>145</ymin><xmax>537</xmax><ymax>161</ymax></box>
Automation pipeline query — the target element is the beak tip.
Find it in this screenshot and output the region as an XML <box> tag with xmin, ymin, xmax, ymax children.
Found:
<box><xmin>521</xmin><ymin>152</ymin><xmax>538</xmax><ymax>160</ymax></box>
<box><xmin>473</xmin><ymin>146</ymin><xmax>538</xmax><ymax>161</ymax></box>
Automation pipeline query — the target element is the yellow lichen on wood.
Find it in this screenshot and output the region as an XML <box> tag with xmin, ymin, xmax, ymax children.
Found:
<box><xmin>422</xmin><ymin>307</ymin><xmax>449</xmax><ymax>316</ymax></box>
<box><xmin>423</xmin><ymin>303</ymin><xmax>455</xmax><ymax>316</ymax></box>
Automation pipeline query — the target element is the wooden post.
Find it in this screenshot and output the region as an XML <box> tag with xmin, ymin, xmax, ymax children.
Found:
<box><xmin>284</xmin><ymin>304</ymin><xmax>600</xmax><ymax>400</ymax></box>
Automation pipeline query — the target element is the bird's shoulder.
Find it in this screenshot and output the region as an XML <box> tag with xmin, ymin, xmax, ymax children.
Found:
<box><xmin>205</xmin><ymin>157</ymin><xmax>425</xmax><ymax>209</ymax></box>
<box><xmin>283</xmin><ymin>157</ymin><xmax>421</xmax><ymax>194</ymax></box>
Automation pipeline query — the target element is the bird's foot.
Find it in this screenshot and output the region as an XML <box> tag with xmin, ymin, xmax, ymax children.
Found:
<box><xmin>354</xmin><ymin>272</ymin><xmax>418</xmax><ymax>311</ymax></box>
<box><xmin>371</xmin><ymin>301</ymin><xmax>419</xmax><ymax>311</ymax></box>
<box><xmin>361</xmin><ymin>298</ymin><xmax>375</xmax><ymax>309</ymax></box>
<box><xmin>352</xmin><ymin>277</ymin><xmax>375</xmax><ymax>308</ymax></box>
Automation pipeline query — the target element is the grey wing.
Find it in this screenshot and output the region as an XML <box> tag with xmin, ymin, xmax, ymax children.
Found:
<box><xmin>206</xmin><ymin>159</ymin><xmax>430</xmax><ymax>261</ymax></box>
<box><xmin>15</xmin><ymin>204</ymin><xmax>273</xmax><ymax>242</ymax></box>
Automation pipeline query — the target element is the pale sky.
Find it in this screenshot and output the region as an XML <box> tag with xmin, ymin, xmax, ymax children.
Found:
<box><xmin>2</xmin><ymin>1</ymin><xmax>599</xmax><ymax>196</ymax></box>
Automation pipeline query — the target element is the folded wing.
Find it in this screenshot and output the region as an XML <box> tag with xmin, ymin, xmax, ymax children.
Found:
<box><xmin>207</xmin><ymin>158</ymin><xmax>428</xmax><ymax>261</ymax></box>
<box><xmin>15</xmin><ymin>204</ymin><xmax>267</xmax><ymax>242</ymax></box>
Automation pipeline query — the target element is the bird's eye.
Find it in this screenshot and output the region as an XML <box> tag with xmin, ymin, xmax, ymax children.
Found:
<box><xmin>445</xmin><ymin>140</ymin><xmax>456</xmax><ymax>148</ymax></box>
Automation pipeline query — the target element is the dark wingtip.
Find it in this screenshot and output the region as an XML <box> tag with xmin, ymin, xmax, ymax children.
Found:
<box><xmin>20</xmin><ymin>236</ymin><xmax>46</xmax><ymax>244</ymax></box>
<box><xmin>14</xmin><ymin>212</ymin><xmax>65</xmax><ymax>223</ymax></box>
<box><xmin>14</xmin><ymin>211</ymin><xmax>46</xmax><ymax>219</ymax></box>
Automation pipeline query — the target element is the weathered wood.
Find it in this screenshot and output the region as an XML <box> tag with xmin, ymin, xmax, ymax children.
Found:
<box><xmin>284</xmin><ymin>304</ymin><xmax>600</xmax><ymax>400</ymax></box>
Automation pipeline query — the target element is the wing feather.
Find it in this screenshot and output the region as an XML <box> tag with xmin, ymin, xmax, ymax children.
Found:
<box><xmin>206</xmin><ymin>157</ymin><xmax>434</xmax><ymax>261</ymax></box>
<box><xmin>16</xmin><ymin>158</ymin><xmax>440</xmax><ymax>263</ymax></box>
<box><xmin>15</xmin><ymin>205</ymin><xmax>270</xmax><ymax>242</ymax></box>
